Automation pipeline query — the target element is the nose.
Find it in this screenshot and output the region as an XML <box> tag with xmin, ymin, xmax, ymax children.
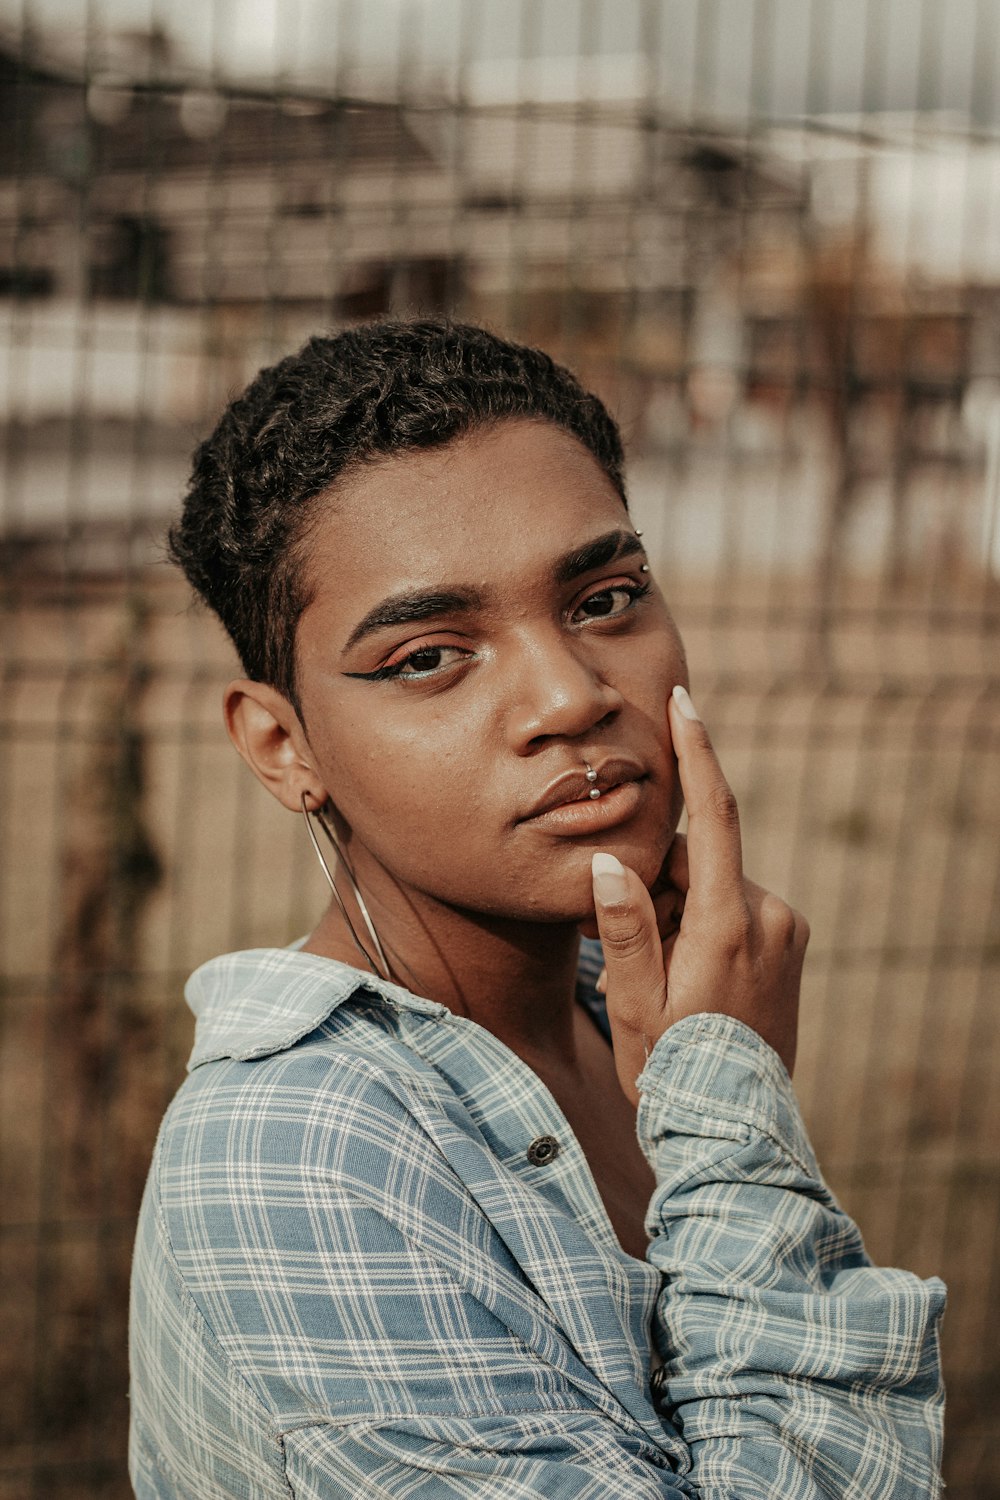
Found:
<box><xmin>504</xmin><ymin>631</ymin><xmax>624</xmax><ymax>753</ymax></box>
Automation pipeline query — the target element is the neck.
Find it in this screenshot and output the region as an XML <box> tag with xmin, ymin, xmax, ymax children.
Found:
<box><xmin>304</xmin><ymin>873</ymin><xmax>584</xmax><ymax>1065</ymax></box>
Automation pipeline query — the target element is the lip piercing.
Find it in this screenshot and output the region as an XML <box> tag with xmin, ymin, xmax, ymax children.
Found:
<box><xmin>640</xmin><ymin>564</ymin><xmax>649</xmax><ymax>572</ymax></box>
<box><xmin>584</xmin><ymin>762</ymin><xmax>601</xmax><ymax>799</ymax></box>
<box><xmin>634</xmin><ymin>529</ymin><xmax>643</xmax><ymax>537</ymax></box>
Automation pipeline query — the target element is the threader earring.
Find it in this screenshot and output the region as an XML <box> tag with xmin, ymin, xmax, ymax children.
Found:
<box><xmin>300</xmin><ymin>793</ymin><xmax>394</xmax><ymax>983</ymax></box>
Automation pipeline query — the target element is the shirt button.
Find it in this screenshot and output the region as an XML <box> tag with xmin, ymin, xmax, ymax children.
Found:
<box><xmin>526</xmin><ymin>1134</ymin><xmax>561</xmax><ymax>1166</ymax></box>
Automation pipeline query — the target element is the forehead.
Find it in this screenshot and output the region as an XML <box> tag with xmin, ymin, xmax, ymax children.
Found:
<box><xmin>303</xmin><ymin>418</ymin><xmax>627</xmax><ymax>606</ymax></box>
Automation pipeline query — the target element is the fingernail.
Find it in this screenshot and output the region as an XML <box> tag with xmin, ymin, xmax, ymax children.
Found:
<box><xmin>592</xmin><ymin>851</ymin><xmax>628</xmax><ymax>905</ymax></box>
<box><xmin>672</xmin><ymin>683</ymin><xmax>700</xmax><ymax>721</ymax></box>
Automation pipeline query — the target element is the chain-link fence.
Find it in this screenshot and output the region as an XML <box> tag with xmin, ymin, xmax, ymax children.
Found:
<box><xmin>1</xmin><ymin>2</ymin><xmax>999</xmax><ymax>1495</ymax></box>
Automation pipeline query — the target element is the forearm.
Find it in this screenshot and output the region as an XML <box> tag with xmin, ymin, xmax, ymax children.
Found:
<box><xmin>639</xmin><ymin>1014</ymin><xmax>946</xmax><ymax>1500</ymax></box>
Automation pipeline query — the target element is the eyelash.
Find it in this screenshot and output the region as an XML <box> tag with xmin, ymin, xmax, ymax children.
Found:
<box><xmin>575</xmin><ymin>578</ymin><xmax>650</xmax><ymax>624</ymax></box>
<box><xmin>347</xmin><ymin>578</ymin><xmax>651</xmax><ymax>684</ymax></box>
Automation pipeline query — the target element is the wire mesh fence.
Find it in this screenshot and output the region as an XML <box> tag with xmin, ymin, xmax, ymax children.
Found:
<box><xmin>1</xmin><ymin>2</ymin><xmax>999</xmax><ymax>1495</ymax></box>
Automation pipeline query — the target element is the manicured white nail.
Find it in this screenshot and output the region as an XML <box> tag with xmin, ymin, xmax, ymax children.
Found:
<box><xmin>592</xmin><ymin>851</ymin><xmax>628</xmax><ymax>905</ymax></box>
<box><xmin>672</xmin><ymin>684</ymin><xmax>700</xmax><ymax>721</ymax></box>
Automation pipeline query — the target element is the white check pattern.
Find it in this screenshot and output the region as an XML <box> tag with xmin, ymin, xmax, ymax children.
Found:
<box><xmin>129</xmin><ymin>943</ymin><xmax>945</xmax><ymax>1498</ymax></box>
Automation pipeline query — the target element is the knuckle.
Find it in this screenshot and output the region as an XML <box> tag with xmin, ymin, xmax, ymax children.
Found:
<box><xmin>706</xmin><ymin>782</ymin><xmax>741</xmax><ymax>831</ymax></box>
<box><xmin>761</xmin><ymin>892</ymin><xmax>798</xmax><ymax>948</ymax></box>
<box><xmin>602</xmin><ymin>921</ymin><xmax>654</xmax><ymax>962</ymax></box>
<box><xmin>718</xmin><ymin>900</ymin><xmax>753</xmax><ymax>958</ymax></box>
<box><xmin>609</xmin><ymin>1001</ymin><xmax>648</xmax><ymax>1038</ymax></box>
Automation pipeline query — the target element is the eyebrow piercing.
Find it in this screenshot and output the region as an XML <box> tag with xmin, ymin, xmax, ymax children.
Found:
<box><xmin>584</xmin><ymin>762</ymin><xmax>601</xmax><ymax>799</ymax></box>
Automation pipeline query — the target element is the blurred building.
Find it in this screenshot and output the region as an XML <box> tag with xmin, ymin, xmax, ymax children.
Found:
<box><xmin>0</xmin><ymin>35</ymin><xmax>801</xmax><ymax>410</ymax></box>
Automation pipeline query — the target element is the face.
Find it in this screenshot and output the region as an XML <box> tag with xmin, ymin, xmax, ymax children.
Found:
<box><xmin>293</xmin><ymin>418</ymin><xmax>688</xmax><ymax>925</ymax></box>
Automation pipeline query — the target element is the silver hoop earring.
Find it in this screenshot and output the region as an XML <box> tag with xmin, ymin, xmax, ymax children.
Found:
<box><xmin>300</xmin><ymin>794</ymin><xmax>393</xmax><ymax>982</ymax></box>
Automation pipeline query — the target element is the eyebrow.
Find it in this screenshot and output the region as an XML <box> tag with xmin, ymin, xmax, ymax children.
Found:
<box><xmin>341</xmin><ymin>527</ymin><xmax>645</xmax><ymax>655</ymax></box>
<box><xmin>342</xmin><ymin>588</ymin><xmax>484</xmax><ymax>654</ymax></box>
<box><xmin>553</xmin><ymin>528</ymin><xmax>644</xmax><ymax>584</ymax></box>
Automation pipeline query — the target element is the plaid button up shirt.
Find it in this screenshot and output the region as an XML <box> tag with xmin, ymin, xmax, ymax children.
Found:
<box><xmin>129</xmin><ymin>943</ymin><xmax>945</xmax><ymax>1498</ymax></box>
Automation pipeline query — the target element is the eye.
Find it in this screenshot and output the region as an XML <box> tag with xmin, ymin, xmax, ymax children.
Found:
<box><xmin>393</xmin><ymin>644</ymin><xmax>467</xmax><ymax>679</ymax></box>
<box><xmin>573</xmin><ymin>580</ymin><xmax>649</xmax><ymax>623</ymax></box>
<box><xmin>344</xmin><ymin>641</ymin><xmax>474</xmax><ymax>682</ymax></box>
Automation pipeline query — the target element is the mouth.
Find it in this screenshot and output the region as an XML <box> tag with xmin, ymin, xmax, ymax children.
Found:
<box><xmin>520</xmin><ymin>758</ymin><xmax>648</xmax><ymax>835</ymax></box>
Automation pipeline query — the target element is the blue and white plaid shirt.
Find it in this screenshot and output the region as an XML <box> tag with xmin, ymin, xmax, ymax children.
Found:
<box><xmin>129</xmin><ymin>943</ymin><xmax>945</xmax><ymax>1498</ymax></box>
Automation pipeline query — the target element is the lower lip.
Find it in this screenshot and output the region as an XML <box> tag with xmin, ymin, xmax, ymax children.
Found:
<box><xmin>523</xmin><ymin>778</ymin><xmax>646</xmax><ymax>836</ymax></box>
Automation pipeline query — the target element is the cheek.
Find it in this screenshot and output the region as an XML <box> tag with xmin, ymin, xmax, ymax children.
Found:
<box><xmin>319</xmin><ymin>715</ymin><xmax>489</xmax><ymax>867</ymax></box>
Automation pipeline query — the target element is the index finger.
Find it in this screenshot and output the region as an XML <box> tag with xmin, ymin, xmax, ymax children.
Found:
<box><xmin>668</xmin><ymin>684</ymin><xmax>744</xmax><ymax>907</ymax></box>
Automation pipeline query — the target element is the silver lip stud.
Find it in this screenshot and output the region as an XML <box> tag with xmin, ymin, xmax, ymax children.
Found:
<box><xmin>584</xmin><ymin>763</ymin><xmax>598</xmax><ymax>783</ymax></box>
<box><xmin>589</xmin><ymin>787</ymin><xmax>601</xmax><ymax>799</ymax></box>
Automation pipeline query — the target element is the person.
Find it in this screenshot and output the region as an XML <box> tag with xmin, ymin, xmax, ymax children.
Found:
<box><xmin>129</xmin><ymin>319</ymin><xmax>945</xmax><ymax>1499</ymax></box>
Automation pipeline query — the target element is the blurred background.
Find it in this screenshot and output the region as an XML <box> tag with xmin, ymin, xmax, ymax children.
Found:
<box><xmin>1</xmin><ymin>0</ymin><xmax>998</xmax><ymax>1495</ymax></box>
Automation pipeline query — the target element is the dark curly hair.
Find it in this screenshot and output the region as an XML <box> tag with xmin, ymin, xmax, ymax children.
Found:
<box><xmin>169</xmin><ymin>318</ymin><xmax>628</xmax><ymax>712</ymax></box>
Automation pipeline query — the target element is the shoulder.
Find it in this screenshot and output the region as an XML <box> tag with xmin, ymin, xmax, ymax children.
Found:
<box><xmin>148</xmin><ymin>1010</ymin><xmax>499</xmax><ymax>1301</ymax></box>
<box><xmin>137</xmin><ymin>1018</ymin><xmax>526</xmax><ymax>1403</ymax></box>
<box><xmin>162</xmin><ymin>1014</ymin><xmax>458</xmax><ymax>1192</ymax></box>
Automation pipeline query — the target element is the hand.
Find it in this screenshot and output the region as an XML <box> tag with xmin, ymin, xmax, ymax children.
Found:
<box><xmin>590</xmin><ymin>685</ymin><xmax>809</xmax><ymax>1105</ymax></box>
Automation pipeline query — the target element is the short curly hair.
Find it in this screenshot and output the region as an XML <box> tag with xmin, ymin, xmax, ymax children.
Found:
<box><xmin>169</xmin><ymin>318</ymin><xmax>628</xmax><ymax>711</ymax></box>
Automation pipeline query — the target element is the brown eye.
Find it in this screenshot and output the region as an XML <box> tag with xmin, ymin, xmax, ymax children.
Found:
<box><xmin>394</xmin><ymin>644</ymin><xmax>469</xmax><ymax>679</ymax></box>
<box><xmin>574</xmin><ymin>582</ymin><xmax>647</xmax><ymax>623</ymax></box>
<box><xmin>346</xmin><ymin>640</ymin><xmax>474</xmax><ymax>683</ymax></box>
<box><xmin>401</xmin><ymin>647</ymin><xmax>446</xmax><ymax>674</ymax></box>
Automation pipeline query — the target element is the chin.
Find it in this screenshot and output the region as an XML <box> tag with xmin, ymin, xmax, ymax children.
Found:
<box><xmin>597</xmin><ymin>815</ymin><xmax>675</xmax><ymax>885</ymax></box>
<box><xmin>615</xmin><ymin>834</ymin><xmax>671</xmax><ymax>889</ymax></box>
<box><xmin>537</xmin><ymin>833</ymin><xmax>671</xmax><ymax>925</ymax></box>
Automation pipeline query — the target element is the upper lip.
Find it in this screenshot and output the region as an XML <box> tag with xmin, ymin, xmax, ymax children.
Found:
<box><xmin>520</xmin><ymin>757</ymin><xmax>647</xmax><ymax>820</ymax></box>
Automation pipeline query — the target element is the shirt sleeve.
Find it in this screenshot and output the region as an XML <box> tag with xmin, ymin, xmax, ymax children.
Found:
<box><xmin>637</xmin><ymin>1012</ymin><xmax>947</xmax><ymax>1500</ymax></box>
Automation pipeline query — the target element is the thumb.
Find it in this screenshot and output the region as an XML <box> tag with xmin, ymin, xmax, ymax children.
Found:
<box><xmin>591</xmin><ymin>852</ymin><xmax>668</xmax><ymax>1103</ymax></box>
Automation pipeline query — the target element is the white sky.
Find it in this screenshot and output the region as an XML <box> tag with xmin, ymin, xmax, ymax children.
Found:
<box><xmin>3</xmin><ymin>0</ymin><xmax>1000</xmax><ymax>123</ymax></box>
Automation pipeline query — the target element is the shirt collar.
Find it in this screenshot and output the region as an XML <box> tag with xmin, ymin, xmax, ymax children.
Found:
<box><xmin>185</xmin><ymin>946</ymin><xmax>448</xmax><ymax>1071</ymax></box>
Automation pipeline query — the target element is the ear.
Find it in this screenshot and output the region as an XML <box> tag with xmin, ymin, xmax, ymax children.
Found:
<box><xmin>223</xmin><ymin>679</ymin><xmax>327</xmax><ymax>814</ymax></box>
